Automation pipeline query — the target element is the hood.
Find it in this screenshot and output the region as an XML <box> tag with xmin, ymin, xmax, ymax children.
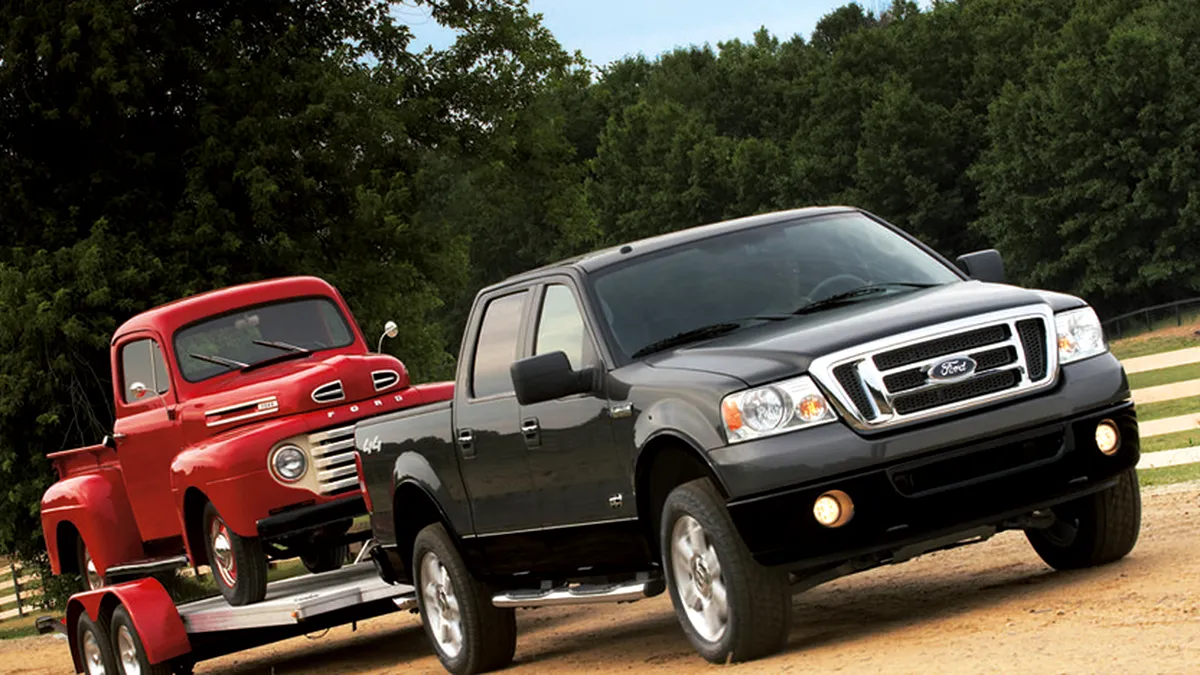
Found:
<box><xmin>181</xmin><ymin>353</ymin><xmax>410</xmax><ymax>433</ymax></box>
<box><xmin>645</xmin><ymin>281</ymin><xmax>1080</xmax><ymax>386</ymax></box>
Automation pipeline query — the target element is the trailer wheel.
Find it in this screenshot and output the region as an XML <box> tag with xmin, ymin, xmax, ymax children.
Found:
<box><xmin>76</xmin><ymin>533</ymin><xmax>106</xmax><ymax>591</ymax></box>
<box><xmin>300</xmin><ymin>543</ymin><xmax>349</xmax><ymax>574</ymax></box>
<box><xmin>110</xmin><ymin>605</ymin><xmax>171</xmax><ymax>675</ymax></box>
<box><xmin>76</xmin><ymin>612</ymin><xmax>117</xmax><ymax>675</ymax></box>
<box><xmin>413</xmin><ymin>523</ymin><xmax>516</xmax><ymax>675</ymax></box>
<box><xmin>202</xmin><ymin>502</ymin><xmax>267</xmax><ymax>606</ymax></box>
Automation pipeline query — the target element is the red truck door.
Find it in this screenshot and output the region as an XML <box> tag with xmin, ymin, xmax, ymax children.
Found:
<box><xmin>112</xmin><ymin>333</ymin><xmax>183</xmax><ymax>542</ymax></box>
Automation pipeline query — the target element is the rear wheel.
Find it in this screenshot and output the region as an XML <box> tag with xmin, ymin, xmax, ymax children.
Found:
<box><xmin>413</xmin><ymin>523</ymin><xmax>516</xmax><ymax>675</ymax></box>
<box><xmin>110</xmin><ymin>605</ymin><xmax>171</xmax><ymax>675</ymax></box>
<box><xmin>75</xmin><ymin>533</ymin><xmax>105</xmax><ymax>591</ymax></box>
<box><xmin>76</xmin><ymin>612</ymin><xmax>117</xmax><ymax>675</ymax></box>
<box><xmin>300</xmin><ymin>543</ymin><xmax>349</xmax><ymax>575</ymax></box>
<box><xmin>661</xmin><ymin>478</ymin><xmax>791</xmax><ymax>664</ymax></box>
<box><xmin>202</xmin><ymin>502</ymin><xmax>267</xmax><ymax>606</ymax></box>
<box><xmin>1026</xmin><ymin>467</ymin><xmax>1142</xmax><ymax>570</ymax></box>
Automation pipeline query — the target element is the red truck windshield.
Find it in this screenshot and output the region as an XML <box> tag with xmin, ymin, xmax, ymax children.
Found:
<box><xmin>174</xmin><ymin>297</ymin><xmax>355</xmax><ymax>382</ymax></box>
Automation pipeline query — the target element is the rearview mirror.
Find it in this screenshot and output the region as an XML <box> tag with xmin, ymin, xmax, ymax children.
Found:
<box><xmin>955</xmin><ymin>249</ymin><xmax>1006</xmax><ymax>284</ymax></box>
<box><xmin>511</xmin><ymin>352</ymin><xmax>595</xmax><ymax>405</ymax></box>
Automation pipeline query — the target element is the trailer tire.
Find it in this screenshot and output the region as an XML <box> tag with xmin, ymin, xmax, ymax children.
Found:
<box><xmin>1026</xmin><ymin>467</ymin><xmax>1142</xmax><ymax>570</ymax></box>
<box><xmin>300</xmin><ymin>543</ymin><xmax>349</xmax><ymax>575</ymax></box>
<box><xmin>661</xmin><ymin>478</ymin><xmax>791</xmax><ymax>664</ymax></box>
<box><xmin>202</xmin><ymin>502</ymin><xmax>267</xmax><ymax>606</ymax></box>
<box><xmin>110</xmin><ymin>605</ymin><xmax>171</xmax><ymax>675</ymax></box>
<box><xmin>413</xmin><ymin>523</ymin><xmax>516</xmax><ymax>675</ymax></box>
<box><xmin>76</xmin><ymin>612</ymin><xmax>117</xmax><ymax>675</ymax></box>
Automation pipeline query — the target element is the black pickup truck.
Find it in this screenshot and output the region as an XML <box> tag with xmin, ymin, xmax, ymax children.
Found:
<box><xmin>356</xmin><ymin>206</ymin><xmax>1140</xmax><ymax>674</ymax></box>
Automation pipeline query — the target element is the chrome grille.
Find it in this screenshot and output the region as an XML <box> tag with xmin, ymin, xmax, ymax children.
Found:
<box><xmin>308</xmin><ymin>425</ymin><xmax>359</xmax><ymax>495</ymax></box>
<box><xmin>810</xmin><ymin>305</ymin><xmax>1058</xmax><ymax>431</ymax></box>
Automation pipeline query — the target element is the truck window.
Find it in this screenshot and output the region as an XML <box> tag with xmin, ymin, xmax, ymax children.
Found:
<box><xmin>121</xmin><ymin>338</ymin><xmax>170</xmax><ymax>403</ymax></box>
<box><xmin>471</xmin><ymin>292</ymin><xmax>527</xmax><ymax>399</ymax></box>
<box><xmin>534</xmin><ymin>285</ymin><xmax>592</xmax><ymax>370</ymax></box>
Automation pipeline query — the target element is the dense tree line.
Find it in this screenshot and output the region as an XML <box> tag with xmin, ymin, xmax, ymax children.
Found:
<box><xmin>2</xmin><ymin>0</ymin><xmax>1199</xmax><ymax>568</ymax></box>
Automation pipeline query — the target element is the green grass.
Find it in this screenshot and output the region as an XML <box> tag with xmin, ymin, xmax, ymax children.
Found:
<box><xmin>1112</xmin><ymin>333</ymin><xmax>1200</xmax><ymax>360</ymax></box>
<box><xmin>0</xmin><ymin>614</ymin><xmax>41</xmax><ymax>640</ymax></box>
<box><xmin>1142</xmin><ymin>429</ymin><xmax>1200</xmax><ymax>453</ymax></box>
<box><xmin>1139</xmin><ymin>462</ymin><xmax>1200</xmax><ymax>487</ymax></box>
<box><xmin>1137</xmin><ymin>395</ymin><xmax>1200</xmax><ymax>422</ymax></box>
<box><xmin>1127</xmin><ymin>362</ymin><xmax>1200</xmax><ymax>390</ymax></box>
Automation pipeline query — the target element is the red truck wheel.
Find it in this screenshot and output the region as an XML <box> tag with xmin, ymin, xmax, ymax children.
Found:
<box><xmin>77</xmin><ymin>612</ymin><xmax>118</xmax><ymax>675</ymax></box>
<box><xmin>76</xmin><ymin>534</ymin><xmax>106</xmax><ymax>591</ymax></box>
<box><xmin>300</xmin><ymin>544</ymin><xmax>349</xmax><ymax>575</ymax></box>
<box><xmin>110</xmin><ymin>605</ymin><xmax>171</xmax><ymax>675</ymax></box>
<box><xmin>202</xmin><ymin>503</ymin><xmax>267</xmax><ymax>606</ymax></box>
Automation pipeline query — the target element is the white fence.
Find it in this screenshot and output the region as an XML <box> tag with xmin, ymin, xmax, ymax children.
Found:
<box><xmin>0</xmin><ymin>560</ymin><xmax>42</xmax><ymax>621</ymax></box>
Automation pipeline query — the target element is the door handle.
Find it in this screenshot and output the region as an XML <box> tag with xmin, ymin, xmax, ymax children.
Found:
<box><xmin>520</xmin><ymin>417</ymin><xmax>541</xmax><ymax>448</ymax></box>
<box><xmin>112</xmin><ymin>433</ymin><xmax>128</xmax><ymax>441</ymax></box>
<box><xmin>456</xmin><ymin>429</ymin><xmax>475</xmax><ymax>458</ymax></box>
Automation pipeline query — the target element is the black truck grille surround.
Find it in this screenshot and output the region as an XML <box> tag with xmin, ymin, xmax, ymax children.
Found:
<box><xmin>812</xmin><ymin>307</ymin><xmax>1058</xmax><ymax>431</ymax></box>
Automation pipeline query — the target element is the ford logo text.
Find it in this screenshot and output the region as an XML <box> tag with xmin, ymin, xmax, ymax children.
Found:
<box><xmin>928</xmin><ymin>356</ymin><xmax>977</xmax><ymax>382</ymax></box>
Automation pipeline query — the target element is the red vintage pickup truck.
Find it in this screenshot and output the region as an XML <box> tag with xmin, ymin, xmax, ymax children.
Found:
<box><xmin>40</xmin><ymin>276</ymin><xmax>454</xmax><ymax>605</ymax></box>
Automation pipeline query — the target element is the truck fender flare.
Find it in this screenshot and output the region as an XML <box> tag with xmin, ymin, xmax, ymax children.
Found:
<box><xmin>66</xmin><ymin>578</ymin><xmax>190</xmax><ymax>672</ymax></box>
<box><xmin>40</xmin><ymin>471</ymin><xmax>144</xmax><ymax>576</ymax></box>
<box><xmin>391</xmin><ymin>451</ymin><xmax>470</xmax><ymax>538</ymax></box>
<box><xmin>631</xmin><ymin>397</ymin><xmax>730</xmax><ymax>493</ymax></box>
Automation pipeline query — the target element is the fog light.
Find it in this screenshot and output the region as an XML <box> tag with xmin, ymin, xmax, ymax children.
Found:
<box><xmin>1095</xmin><ymin>420</ymin><xmax>1120</xmax><ymax>456</ymax></box>
<box><xmin>813</xmin><ymin>490</ymin><xmax>854</xmax><ymax>528</ymax></box>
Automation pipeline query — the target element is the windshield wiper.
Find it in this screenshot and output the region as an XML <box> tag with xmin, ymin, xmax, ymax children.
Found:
<box><xmin>253</xmin><ymin>339</ymin><xmax>310</xmax><ymax>354</ymax></box>
<box><xmin>630</xmin><ymin>315</ymin><xmax>789</xmax><ymax>359</ymax></box>
<box><xmin>794</xmin><ymin>282</ymin><xmax>942</xmax><ymax>316</ymax></box>
<box><xmin>241</xmin><ymin>349</ymin><xmax>313</xmax><ymax>373</ymax></box>
<box><xmin>189</xmin><ymin>353</ymin><xmax>249</xmax><ymax>370</ymax></box>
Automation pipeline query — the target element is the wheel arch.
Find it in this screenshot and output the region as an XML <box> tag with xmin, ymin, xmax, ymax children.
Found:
<box><xmin>56</xmin><ymin>521</ymin><xmax>82</xmax><ymax>576</ymax></box>
<box><xmin>635</xmin><ymin>432</ymin><xmax>729</xmax><ymax>560</ymax></box>
<box><xmin>390</xmin><ymin>480</ymin><xmax>464</xmax><ymax>584</ymax></box>
<box><xmin>181</xmin><ymin>487</ymin><xmax>211</xmax><ymax>567</ymax></box>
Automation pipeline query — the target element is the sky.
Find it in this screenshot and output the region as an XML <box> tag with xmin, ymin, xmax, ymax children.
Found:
<box><xmin>396</xmin><ymin>1</ymin><xmax>909</xmax><ymax>67</ymax></box>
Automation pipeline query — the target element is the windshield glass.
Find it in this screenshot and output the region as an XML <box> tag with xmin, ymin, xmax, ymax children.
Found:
<box><xmin>174</xmin><ymin>297</ymin><xmax>355</xmax><ymax>382</ymax></box>
<box><xmin>589</xmin><ymin>212</ymin><xmax>962</xmax><ymax>361</ymax></box>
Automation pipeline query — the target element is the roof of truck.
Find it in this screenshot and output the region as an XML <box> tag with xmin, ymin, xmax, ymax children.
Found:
<box><xmin>487</xmin><ymin>206</ymin><xmax>857</xmax><ymax>291</ymax></box>
<box><xmin>112</xmin><ymin>276</ymin><xmax>344</xmax><ymax>344</ymax></box>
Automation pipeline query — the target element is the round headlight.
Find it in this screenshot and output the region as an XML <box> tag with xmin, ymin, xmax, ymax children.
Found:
<box><xmin>741</xmin><ymin>387</ymin><xmax>788</xmax><ymax>432</ymax></box>
<box><xmin>272</xmin><ymin>445</ymin><xmax>308</xmax><ymax>482</ymax></box>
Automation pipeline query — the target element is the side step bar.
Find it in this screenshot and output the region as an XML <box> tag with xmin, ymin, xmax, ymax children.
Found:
<box><xmin>492</xmin><ymin>575</ymin><xmax>665</xmax><ymax>609</ymax></box>
<box><xmin>105</xmin><ymin>555</ymin><xmax>190</xmax><ymax>581</ymax></box>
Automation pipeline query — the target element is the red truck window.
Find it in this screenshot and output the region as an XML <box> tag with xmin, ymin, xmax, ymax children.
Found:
<box><xmin>121</xmin><ymin>339</ymin><xmax>170</xmax><ymax>403</ymax></box>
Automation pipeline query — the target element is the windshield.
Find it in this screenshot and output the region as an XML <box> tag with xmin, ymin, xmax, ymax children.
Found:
<box><xmin>174</xmin><ymin>297</ymin><xmax>355</xmax><ymax>382</ymax></box>
<box><xmin>589</xmin><ymin>212</ymin><xmax>963</xmax><ymax>361</ymax></box>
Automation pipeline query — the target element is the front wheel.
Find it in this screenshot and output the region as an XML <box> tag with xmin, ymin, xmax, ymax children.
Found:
<box><xmin>661</xmin><ymin>478</ymin><xmax>791</xmax><ymax>664</ymax></box>
<box><xmin>1026</xmin><ymin>467</ymin><xmax>1142</xmax><ymax>570</ymax></box>
<box><xmin>300</xmin><ymin>543</ymin><xmax>349</xmax><ymax>575</ymax></box>
<box><xmin>202</xmin><ymin>502</ymin><xmax>267</xmax><ymax>606</ymax></box>
<box><xmin>413</xmin><ymin>523</ymin><xmax>516</xmax><ymax>675</ymax></box>
<box><xmin>110</xmin><ymin>605</ymin><xmax>171</xmax><ymax>675</ymax></box>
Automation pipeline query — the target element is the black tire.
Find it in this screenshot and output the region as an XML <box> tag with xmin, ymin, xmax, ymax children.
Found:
<box><xmin>76</xmin><ymin>612</ymin><xmax>117</xmax><ymax>675</ymax></box>
<box><xmin>660</xmin><ymin>478</ymin><xmax>790</xmax><ymax>664</ymax></box>
<box><xmin>300</xmin><ymin>543</ymin><xmax>349</xmax><ymax>575</ymax></box>
<box><xmin>201</xmin><ymin>502</ymin><xmax>268</xmax><ymax>606</ymax></box>
<box><xmin>412</xmin><ymin>523</ymin><xmax>516</xmax><ymax>675</ymax></box>
<box><xmin>110</xmin><ymin>605</ymin><xmax>172</xmax><ymax>675</ymax></box>
<box><xmin>75</xmin><ymin>532</ymin><xmax>105</xmax><ymax>591</ymax></box>
<box><xmin>1026</xmin><ymin>467</ymin><xmax>1142</xmax><ymax>570</ymax></box>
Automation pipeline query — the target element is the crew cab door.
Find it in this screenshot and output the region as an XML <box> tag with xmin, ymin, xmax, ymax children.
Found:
<box><xmin>453</xmin><ymin>289</ymin><xmax>543</xmax><ymax>546</ymax></box>
<box><xmin>111</xmin><ymin>333</ymin><xmax>182</xmax><ymax>542</ymax></box>
<box><xmin>519</xmin><ymin>281</ymin><xmax>634</xmax><ymax>542</ymax></box>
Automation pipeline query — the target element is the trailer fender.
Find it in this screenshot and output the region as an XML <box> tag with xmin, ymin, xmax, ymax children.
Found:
<box><xmin>40</xmin><ymin>469</ymin><xmax>144</xmax><ymax>576</ymax></box>
<box><xmin>66</xmin><ymin>578</ymin><xmax>190</xmax><ymax>672</ymax></box>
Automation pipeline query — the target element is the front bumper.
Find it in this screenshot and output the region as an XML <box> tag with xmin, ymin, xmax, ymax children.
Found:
<box><xmin>726</xmin><ymin>401</ymin><xmax>1139</xmax><ymax>569</ymax></box>
<box><xmin>256</xmin><ymin>495</ymin><xmax>367</xmax><ymax>541</ymax></box>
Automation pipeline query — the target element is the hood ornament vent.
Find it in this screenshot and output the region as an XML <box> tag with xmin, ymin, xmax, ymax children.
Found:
<box><xmin>372</xmin><ymin>370</ymin><xmax>400</xmax><ymax>392</ymax></box>
<box><xmin>311</xmin><ymin>380</ymin><xmax>345</xmax><ymax>404</ymax></box>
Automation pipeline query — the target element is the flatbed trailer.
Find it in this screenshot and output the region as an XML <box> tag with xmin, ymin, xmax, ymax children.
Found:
<box><xmin>42</xmin><ymin>562</ymin><xmax>416</xmax><ymax>674</ymax></box>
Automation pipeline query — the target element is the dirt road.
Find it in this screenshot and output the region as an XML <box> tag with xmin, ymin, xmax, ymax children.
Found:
<box><xmin>4</xmin><ymin>482</ymin><xmax>1198</xmax><ymax>675</ymax></box>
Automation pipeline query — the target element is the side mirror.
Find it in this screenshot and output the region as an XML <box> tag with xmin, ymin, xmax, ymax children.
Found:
<box><xmin>130</xmin><ymin>381</ymin><xmax>150</xmax><ymax>400</ymax></box>
<box><xmin>511</xmin><ymin>351</ymin><xmax>595</xmax><ymax>406</ymax></box>
<box><xmin>955</xmin><ymin>249</ymin><xmax>1006</xmax><ymax>284</ymax></box>
<box><xmin>377</xmin><ymin>320</ymin><xmax>399</xmax><ymax>353</ymax></box>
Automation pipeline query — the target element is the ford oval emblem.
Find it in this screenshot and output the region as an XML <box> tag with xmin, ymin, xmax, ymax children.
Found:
<box><xmin>928</xmin><ymin>356</ymin><xmax>977</xmax><ymax>382</ymax></box>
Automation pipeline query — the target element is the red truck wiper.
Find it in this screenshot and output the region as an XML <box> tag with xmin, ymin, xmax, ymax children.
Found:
<box><xmin>189</xmin><ymin>353</ymin><xmax>249</xmax><ymax>370</ymax></box>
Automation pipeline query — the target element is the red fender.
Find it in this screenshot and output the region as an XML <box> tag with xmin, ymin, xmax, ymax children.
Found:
<box><xmin>40</xmin><ymin>468</ymin><xmax>145</xmax><ymax>576</ymax></box>
<box><xmin>67</xmin><ymin>578</ymin><xmax>190</xmax><ymax>672</ymax></box>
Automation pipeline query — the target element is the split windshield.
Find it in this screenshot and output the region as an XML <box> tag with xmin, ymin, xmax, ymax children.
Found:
<box><xmin>174</xmin><ymin>297</ymin><xmax>355</xmax><ymax>382</ymax></box>
<box><xmin>589</xmin><ymin>212</ymin><xmax>963</xmax><ymax>361</ymax></box>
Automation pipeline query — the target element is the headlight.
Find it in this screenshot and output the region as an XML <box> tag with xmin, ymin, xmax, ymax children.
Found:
<box><xmin>271</xmin><ymin>445</ymin><xmax>308</xmax><ymax>482</ymax></box>
<box><xmin>1055</xmin><ymin>307</ymin><xmax>1106</xmax><ymax>364</ymax></box>
<box><xmin>721</xmin><ymin>375</ymin><xmax>837</xmax><ymax>443</ymax></box>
